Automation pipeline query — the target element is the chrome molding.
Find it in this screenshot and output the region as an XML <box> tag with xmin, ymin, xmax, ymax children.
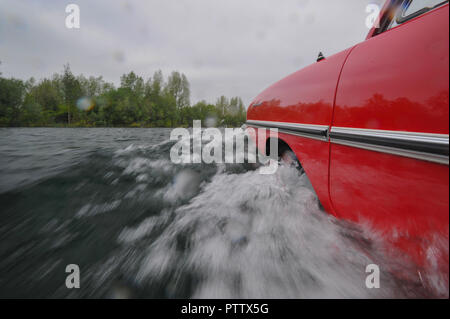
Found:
<box><xmin>246</xmin><ymin>120</ymin><xmax>329</xmax><ymax>141</ymax></box>
<box><xmin>245</xmin><ymin>120</ymin><xmax>449</xmax><ymax>165</ymax></box>
<box><xmin>330</xmin><ymin>127</ymin><xmax>449</xmax><ymax>165</ymax></box>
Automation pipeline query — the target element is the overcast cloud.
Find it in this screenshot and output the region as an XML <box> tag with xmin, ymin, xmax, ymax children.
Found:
<box><xmin>0</xmin><ymin>0</ymin><xmax>384</xmax><ymax>105</ymax></box>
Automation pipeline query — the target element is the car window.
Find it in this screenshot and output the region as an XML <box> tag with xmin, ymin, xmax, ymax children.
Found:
<box><xmin>388</xmin><ymin>0</ymin><xmax>448</xmax><ymax>29</ymax></box>
<box><xmin>403</xmin><ymin>0</ymin><xmax>447</xmax><ymax>16</ymax></box>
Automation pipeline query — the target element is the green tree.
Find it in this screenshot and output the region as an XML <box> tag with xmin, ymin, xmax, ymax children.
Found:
<box><xmin>165</xmin><ymin>71</ymin><xmax>190</xmax><ymax>109</ymax></box>
<box><xmin>78</xmin><ymin>75</ymin><xmax>113</xmax><ymax>97</ymax></box>
<box><xmin>62</xmin><ymin>64</ymin><xmax>82</xmax><ymax>124</ymax></box>
<box><xmin>0</xmin><ymin>64</ymin><xmax>247</xmax><ymax>127</ymax></box>
<box><xmin>120</xmin><ymin>71</ymin><xmax>145</xmax><ymax>98</ymax></box>
<box><xmin>216</xmin><ymin>95</ymin><xmax>228</xmax><ymax>116</ymax></box>
<box><xmin>21</xmin><ymin>95</ymin><xmax>43</xmax><ymax>126</ymax></box>
<box><xmin>29</xmin><ymin>79</ymin><xmax>63</xmax><ymax>112</ymax></box>
<box><xmin>0</xmin><ymin>77</ymin><xmax>26</xmax><ymax>126</ymax></box>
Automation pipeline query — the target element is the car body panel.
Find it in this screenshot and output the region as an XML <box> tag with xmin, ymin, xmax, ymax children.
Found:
<box><xmin>332</xmin><ymin>5</ymin><xmax>449</xmax><ymax>134</ymax></box>
<box><xmin>246</xmin><ymin>1</ymin><xmax>449</xmax><ymax>272</ymax></box>
<box><xmin>247</xmin><ymin>48</ymin><xmax>354</xmax><ymax>214</ymax></box>
<box><xmin>247</xmin><ymin>47</ymin><xmax>353</xmax><ymax>126</ymax></box>
<box><xmin>330</xmin><ymin>4</ymin><xmax>449</xmax><ymax>268</ymax></box>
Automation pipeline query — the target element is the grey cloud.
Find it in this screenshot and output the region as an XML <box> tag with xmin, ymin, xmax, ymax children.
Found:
<box><xmin>0</xmin><ymin>0</ymin><xmax>385</xmax><ymax>105</ymax></box>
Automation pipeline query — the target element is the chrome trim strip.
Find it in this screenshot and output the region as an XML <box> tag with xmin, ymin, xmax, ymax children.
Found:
<box><xmin>331</xmin><ymin>127</ymin><xmax>449</xmax><ymax>145</ymax></box>
<box><xmin>330</xmin><ymin>127</ymin><xmax>449</xmax><ymax>165</ymax></box>
<box><xmin>246</xmin><ymin>120</ymin><xmax>329</xmax><ymax>141</ymax></box>
<box><xmin>245</xmin><ymin>120</ymin><xmax>449</xmax><ymax>164</ymax></box>
<box><xmin>331</xmin><ymin>139</ymin><xmax>449</xmax><ymax>165</ymax></box>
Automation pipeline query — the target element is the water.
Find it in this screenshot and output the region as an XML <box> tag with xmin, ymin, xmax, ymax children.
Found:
<box><xmin>0</xmin><ymin>128</ymin><xmax>446</xmax><ymax>298</ymax></box>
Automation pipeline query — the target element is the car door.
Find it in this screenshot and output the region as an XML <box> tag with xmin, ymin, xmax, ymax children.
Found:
<box><xmin>329</xmin><ymin>1</ymin><xmax>449</xmax><ymax>266</ymax></box>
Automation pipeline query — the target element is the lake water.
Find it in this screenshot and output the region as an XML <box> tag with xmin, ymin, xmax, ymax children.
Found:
<box><xmin>0</xmin><ymin>128</ymin><xmax>446</xmax><ymax>298</ymax></box>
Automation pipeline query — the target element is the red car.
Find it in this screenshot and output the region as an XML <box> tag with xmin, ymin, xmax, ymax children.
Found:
<box><xmin>247</xmin><ymin>0</ymin><xmax>449</xmax><ymax>280</ymax></box>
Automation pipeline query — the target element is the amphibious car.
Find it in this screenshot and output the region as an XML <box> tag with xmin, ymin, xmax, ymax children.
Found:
<box><xmin>246</xmin><ymin>0</ymin><xmax>449</xmax><ymax>278</ymax></box>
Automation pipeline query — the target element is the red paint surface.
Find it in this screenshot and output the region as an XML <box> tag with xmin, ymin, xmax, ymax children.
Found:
<box><xmin>330</xmin><ymin>4</ymin><xmax>449</xmax><ymax>269</ymax></box>
<box><xmin>247</xmin><ymin>2</ymin><xmax>449</xmax><ymax>273</ymax></box>
<box><xmin>247</xmin><ymin>48</ymin><xmax>354</xmax><ymax>214</ymax></box>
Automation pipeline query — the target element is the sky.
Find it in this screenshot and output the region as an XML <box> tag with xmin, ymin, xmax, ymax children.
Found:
<box><xmin>0</xmin><ymin>0</ymin><xmax>385</xmax><ymax>106</ymax></box>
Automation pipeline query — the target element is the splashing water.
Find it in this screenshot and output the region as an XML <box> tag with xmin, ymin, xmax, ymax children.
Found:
<box><xmin>0</xmin><ymin>128</ymin><xmax>447</xmax><ymax>298</ymax></box>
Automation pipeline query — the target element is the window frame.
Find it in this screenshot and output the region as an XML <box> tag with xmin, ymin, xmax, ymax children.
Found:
<box><xmin>374</xmin><ymin>0</ymin><xmax>449</xmax><ymax>36</ymax></box>
<box><xmin>395</xmin><ymin>0</ymin><xmax>449</xmax><ymax>24</ymax></box>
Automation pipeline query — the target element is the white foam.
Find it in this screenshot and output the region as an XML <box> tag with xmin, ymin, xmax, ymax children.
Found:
<box><xmin>131</xmin><ymin>165</ymin><xmax>406</xmax><ymax>298</ymax></box>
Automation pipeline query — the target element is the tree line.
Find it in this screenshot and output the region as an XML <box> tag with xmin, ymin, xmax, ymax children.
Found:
<box><xmin>0</xmin><ymin>62</ymin><xmax>246</xmax><ymax>128</ymax></box>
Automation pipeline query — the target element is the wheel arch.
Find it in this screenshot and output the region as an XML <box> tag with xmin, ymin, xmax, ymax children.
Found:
<box><xmin>265</xmin><ymin>136</ymin><xmax>297</xmax><ymax>160</ymax></box>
